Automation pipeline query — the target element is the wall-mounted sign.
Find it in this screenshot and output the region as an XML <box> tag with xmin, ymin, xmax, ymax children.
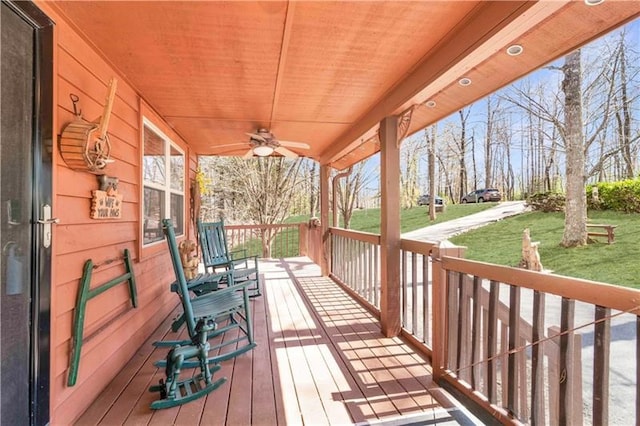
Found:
<box><xmin>91</xmin><ymin>175</ymin><xmax>122</xmax><ymax>219</ymax></box>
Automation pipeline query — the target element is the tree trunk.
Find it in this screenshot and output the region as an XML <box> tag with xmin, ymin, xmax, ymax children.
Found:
<box><xmin>484</xmin><ymin>97</ymin><xmax>493</xmax><ymax>188</ymax></box>
<box><xmin>261</xmin><ymin>229</ymin><xmax>272</xmax><ymax>258</ymax></box>
<box><xmin>616</xmin><ymin>36</ymin><xmax>634</xmax><ymax>178</ymax></box>
<box><xmin>309</xmin><ymin>162</ymin><xmax>318</xmax><ymax>216</ymax></box>
<box><xmin>458</xmin><ymin>109</ymin><xmax>468</xmax><ymax>198</ymax></box>
<box><xmin>561</xmin><ymin>49</ymin><xmax>587</xmax><ymax>247</ymax></box>
<box><xmin>427</xmin><ymin>126</ymin><xmax>437</xmax><ymax>220</ymax></box>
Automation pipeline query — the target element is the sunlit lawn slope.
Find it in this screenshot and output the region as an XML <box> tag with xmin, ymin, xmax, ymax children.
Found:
<box><xmin>449</xmin><ymin>210</ymin><xmax>640</xmax><ymax>288</ymax></box>
<box><xmin>324</xmin><ymin>202</ymin><xmax>496</xmax><ymax>234</ymax></box>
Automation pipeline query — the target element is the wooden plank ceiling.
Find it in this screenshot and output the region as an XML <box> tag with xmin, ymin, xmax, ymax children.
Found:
<box><xmin>51</xmin><ymin>1</ymin><xmax>640</xmax><ymax>170</ymax></box>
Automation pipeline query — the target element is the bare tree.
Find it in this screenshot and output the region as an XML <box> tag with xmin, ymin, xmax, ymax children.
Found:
<box><xmin>484</xmin><ymin>96</ymin><xmax>497</xmax><ymax>188</ymax></box>
<box><xmin>205</xmin><ymin>156</ymin><xmax>303</xmax><ymax>257</ymax></box>
<box><xmin>335</xmin><ymin>160</ymin><xmax>373</xmax><ymax>228</ymax></box>
<box><xmin>400</xmin><ymin>135</ymin><xmax>424</xmax><ymax>208</ymax></box>
<box><xmin>561</xmin><ymin>49</ymin><xmax>587</xmax><ymax>247</ymax></box>
<box><xmin>456</xmin><ymin>108</ymin><xmax>471</xmax><ymax>198</ymax></box>
<box><xmin>613</xmin><ymin>31</ymin><xmax>638</xmax><ymax>178</ymax></box>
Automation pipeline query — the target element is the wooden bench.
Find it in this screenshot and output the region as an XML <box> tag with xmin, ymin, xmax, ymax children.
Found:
<box><xmin>587</xmin><ymin>224</ymin><xmax>617</xmax><ymax>244</ymax></box>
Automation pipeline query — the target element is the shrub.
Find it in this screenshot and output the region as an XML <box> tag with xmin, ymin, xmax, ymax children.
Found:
<box><xmin>526</xmin><ymin>192</ymin><xmax>565</xmax><ymax>212</ymax></box>
<box><xmin>587</xmin><ymin>178</ymin><xmax>640</xmax><ymax>213</ymax></box>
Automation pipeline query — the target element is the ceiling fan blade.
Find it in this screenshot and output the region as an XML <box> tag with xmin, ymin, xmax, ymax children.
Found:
<box><xmin>278</xmin><ymin>140</ymin><xmax>310</xmax><ymax>150</ymax></box>
<box><xmin>245</xmin><ymin>132</ymin><xmax>267</xmax><ymax>143</ymax></box>
<box><xmin>215</xmin><ymin>142</ymin><xmax>248</xmax><ymax>149</ymax></box>
<box><xmin>274</xmin><ymin>146</ymin><xmax>299</xmax><ymax>159</ymax></box>
<box><xmin>242</xmin><ymin>148</ymin><xmax>254</xmax><ymax>159</ymax></box>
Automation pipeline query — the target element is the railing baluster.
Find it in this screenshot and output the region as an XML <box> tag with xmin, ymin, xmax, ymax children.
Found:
<box><xmin>423</xmin><ymin>254</ymin><xmax>430</xmax><ymax>345</ymax></box>
<box><xmin>500</xmin><ymin>323</ymin><xmax>509</xmax><ymax>407</ymax></box>
<box><xmin>559</xmin><ymin>297</ymin><xmax>576</xmax><ymax>425</ymax></box>
<box><xmin>374</xmin><ymin>244</ymin><xmax>379</xmax><ymax>308</ymax></box>
<box><xmin>471</xmin><ymin>276</ymin><xmax>481</xmax><ymax>389</ymax></box>
<box><xmin>402</xmin><ymin>250</ymin><xmax>408</xmax><ymax>328</ymax></box>
<box><xmin>412</xmin><ymin>252</ymin><xmax>418</xmax><ymax>336</ymax></box>
<box><xmin>458</xmin><ymin>274</ymin><xmax>471</xmax><ymax>383</ymax></box>
<box><xmin>637</xmin><ymin>316</ymin><xmax>640</xmax><ymax>426</ymax></box>
<box><xmin>593</xmin><ymin>305</ymin><xmax>610</xmax><ymax>425</ymax></box>
<box><xmin>531</xmin><ymin>290</ymin><xmax>546</xmax><ymax>426</ymax></box>
<box><xmin>508</xmin><ymin>284</ymin><xmax>521</xmax><ymax>417</ymax></box>
<box><xmin>337</xmin><ymin>234</ymin><xmax>342</xmax><ymax>277</ymax></box>
<box><xmin>364</xmin><ymin>243</ymin><xmax>370</xmax><ymax>303</ymax></box>
<box><xmin>367</xmin><ymin>243</ymin><xmax>373</xmax><ymax>304</ymax></box>
<box><xmin>487</xmin><ymin>280</ymin><xmax>499</xmax><ymax>404</ymax></box>
<box><xmin>449</xmin><ymin>271</ymin><xmax>461</xmax><ymax>373</ymax></box>
<box><xmin>359</xmin><ymin>240</ymin><xmax>364</xmax><ymax>297</ymax></box>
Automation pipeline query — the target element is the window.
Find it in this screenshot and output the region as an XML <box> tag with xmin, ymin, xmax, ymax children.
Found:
<box><xmin>142</xmin><ymin>119</ymin><xmax>184</xmax><ymax>245</ymax></box>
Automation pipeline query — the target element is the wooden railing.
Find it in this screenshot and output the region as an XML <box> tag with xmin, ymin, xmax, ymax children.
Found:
<box><xmin>224</xmin><ymin>223</ymin><xmax>305</xmax><ymax>258</ymax></box>
<box><xmin>432</xmin><ymin>252</ymin><xmax>640</xmax><ymax>424</ymax></box>
<box><xmin>329</xmin><ymin>227</ymin><xmax>381</xmax><ymax>310</ymax></box>
<box><xmin>325</xmin><ymin>228</ymin><xmax>640</xmax><ymax>424</ymax></box>
<box><xmin>399</xmin><ymin>239</ymin><xmax>438</xmax><ymax>348</ymax></box>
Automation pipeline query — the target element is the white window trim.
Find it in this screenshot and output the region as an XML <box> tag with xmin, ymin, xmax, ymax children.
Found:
<box><xmin>142</xmin><ymin>117</ymin><xmax>185</xmax><ymax>247</ymax></box>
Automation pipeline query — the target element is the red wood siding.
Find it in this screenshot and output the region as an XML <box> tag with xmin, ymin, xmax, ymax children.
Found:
<box><xmin>35</xmin><ymin>2</ymin><xmax>196</xmax><ymax>424</ymax></box>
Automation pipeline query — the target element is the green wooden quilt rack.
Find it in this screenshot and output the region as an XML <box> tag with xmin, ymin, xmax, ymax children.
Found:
<box><xmin>67</xmin><ymin>249</ymin><xmax>138</xmax><ymax>386</ymax></box>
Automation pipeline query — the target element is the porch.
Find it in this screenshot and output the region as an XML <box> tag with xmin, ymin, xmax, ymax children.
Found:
<box><xmin>9</xmin><ymin>1</ymin><xmax>637</xmax><ymax>425</ymax></box>
<box><xmin>77</xmin><ymin>257</ymin><xmax>476</xmax><ymax>425</ymax></box>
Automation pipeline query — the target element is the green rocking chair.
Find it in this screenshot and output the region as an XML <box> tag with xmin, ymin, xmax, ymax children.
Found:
<box><xmin>149</xmin><ymin>219</ymin><xmax>257</xmax><ymax>409</ymax></box>
<box><xmin>197</xmin><ymin>219</ymin><xmax>262</xmax><ymax>297</ymax></box>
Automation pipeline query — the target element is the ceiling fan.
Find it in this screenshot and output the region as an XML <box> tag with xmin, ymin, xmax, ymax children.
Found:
<box><xmin>217</xmin><ymin>129</ymin><xmax>310</xmax><ymax>159</ymax></box>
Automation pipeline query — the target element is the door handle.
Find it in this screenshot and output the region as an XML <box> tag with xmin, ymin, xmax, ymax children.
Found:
<box><xmin>37</xmin><ymin>218</ymin><xmax>60</xmax><ymax>225</ymax></box>
<box><xmin>38</xmin><ymin>204</ymin><xmax>59</xmax><ymax>248</ymax></box>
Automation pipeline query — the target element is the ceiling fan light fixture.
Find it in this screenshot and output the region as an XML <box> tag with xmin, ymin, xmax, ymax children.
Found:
<box><xmin>253</xmin><ymin>145</ymin><xmax>274</xmax><ymax>157</ymax></box>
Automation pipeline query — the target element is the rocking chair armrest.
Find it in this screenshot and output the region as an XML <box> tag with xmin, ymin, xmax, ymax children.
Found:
<box><xmin>228</xmin><ymin>254</ymin><xmax>259</xmax><ymax>269</ymax></box>
<box><xmin>170</xmin><ymin>271</ymin><xmax>228</xmax><ymax>294</ymax></box>
<box><xmin>229</xmin><ymin>249</ymin><xmax>248</xmax><ymax>260</ymax></box>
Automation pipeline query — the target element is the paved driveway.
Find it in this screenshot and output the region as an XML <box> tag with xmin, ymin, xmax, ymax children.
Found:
<box><xmin>402</xmin><ymin>201</ymin><xmax>528</xmax><ymax>242</ymax></box>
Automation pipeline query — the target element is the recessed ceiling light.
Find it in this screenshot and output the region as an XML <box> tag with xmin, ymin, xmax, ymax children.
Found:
<box><xmin>425</xmin><ymin>100</ymin><xmax>436</xmax><ymax>108</ymax></box>
<box><xmin>584</xmin><ymin>0</ymin><xmax>604</xmax><ymax>5</ymax></box>
<box><xmin>458</xmin><ymin>77</ymin><xmax>472</xmax><ymax>87</ymax></box>
<box><xmin>506</xmin><ymin>44</ymin><xmax>524</xmax><ymax>56</ymax></box>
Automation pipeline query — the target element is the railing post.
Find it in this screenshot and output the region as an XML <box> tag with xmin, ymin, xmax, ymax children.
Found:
<box><xmin>299</xmin><ymin>223</ymin><xmax>308</xmax><ymax>257</ymax></box>
<box><xmin>380</xmin><ymin>115</ymin><xmax>401</xmax><ymax>337</ymax></box>
<box><xmin>320</xmin><ymin>164</ymin><xmax>331</xmax><ymax>276</ymax></box>
<box><xmin>431</xmin><ymin>241</ymin><xmax>465</xmax><ymax>381</ymax></box>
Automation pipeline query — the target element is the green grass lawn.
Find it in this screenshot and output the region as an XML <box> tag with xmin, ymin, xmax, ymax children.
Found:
<box><xmin>449</xmin><ymin>210</ymin><xmax>640</xmax><ymax>288</ymax></box>
<box><xmin>289</xmin><ymin>205</ymin><xmax>639</xmax><ymax>288</ymax></box>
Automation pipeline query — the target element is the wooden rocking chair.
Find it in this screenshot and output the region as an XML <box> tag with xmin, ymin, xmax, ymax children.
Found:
<box><xmin>197</xmin><ymin>219</ymin><xmax>261</xmax><ymax>297</ymax></box>
<box><xmin>150</xmin><ymin>220</ymin><xmax>257</xmax><ymax>409</ymax></box>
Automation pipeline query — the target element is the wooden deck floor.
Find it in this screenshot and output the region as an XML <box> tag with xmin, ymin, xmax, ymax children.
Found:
<box><xmin>77</xmin><ymin>257</ymin><xmax>473</xmax><ymax>425</ymax></box>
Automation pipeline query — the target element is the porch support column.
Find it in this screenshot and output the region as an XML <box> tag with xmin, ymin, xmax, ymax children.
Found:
<box><xmin>320</xmin><ymin>164</ymin><xmax>331</xmax><ymax>276</ymax></box>
<box><xmin>379</xmin><ymin>115</ymin><xmax>401</xmax><ymax>337</ymax></box>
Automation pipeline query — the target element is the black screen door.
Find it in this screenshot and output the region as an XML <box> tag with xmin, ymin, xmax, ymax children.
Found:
<box><xmin>1</xmin><ymin>2</ymin><xmax>53</xmax><ymax>425</ymax></box>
